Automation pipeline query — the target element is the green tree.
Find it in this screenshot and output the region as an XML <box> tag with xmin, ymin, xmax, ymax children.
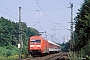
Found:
<box><xmin>0</xmin><ymin>16</ymin><xmax>39</xmax><ymax>57</ymax></box>
<box><xmin>74</xmin><ymin>0</ymin><xmax>90</xmax><ymax>51</ymax></box>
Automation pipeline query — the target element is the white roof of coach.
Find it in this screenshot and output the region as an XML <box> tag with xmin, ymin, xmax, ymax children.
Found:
<box><xmin>48</xmin><ymin>40</ymin><xmax>60</xmax><ymax>46</ymax></box>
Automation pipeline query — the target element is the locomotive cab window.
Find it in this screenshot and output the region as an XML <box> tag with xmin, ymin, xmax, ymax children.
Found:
<box><xmin>36</xmin><ymin>40</ymin><xmax>41</xmax><ymax>43</ymax></box>
<box><xmin>30</xmin><ymin>40</ymin><xmax>41</xmax><ymax>43</ymax></box>
<box><xmin>30</xmin><ymin>40</ymin><xmax>35</xmax><ymax>42</ymax></box>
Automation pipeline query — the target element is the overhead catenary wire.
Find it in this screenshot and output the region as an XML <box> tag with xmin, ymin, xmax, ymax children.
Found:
<box><xmin>41</xmin><ymin>7</ymin><xmax>68</xmax><ymax>11</ymax></box>
<box><xmin>34</xmin><ymin>0</ymin><xmax>62</xmax><ymax>42</ymax></box>
<box><xmin>58</xmin><ymin>24</ymin><xmax>70</xmax><ymax>31</ymax></box>
<box><xmin>0</xmin><ymin>4</ymin><xmax>18</xmax><ymax>16</ymax></box>
<box><xmin>21</xmin><ymin>7</ymin><xmax>37</xmax><ymax>11</ymax></box>
<box><xmin>0</xmin><ymin>9</ymin><xmax>18</xmax><ymax>20</ymax></box>
<box><xmin>22</xmin><ymin>7</ymin><xmax>68</xmax><ymax>11</ymax></box>
<box><xmin>0</xmin><ymin>3</ymin><xmax>44</xmax><ymax>31</ymax></box>
<box><xmin>31</xmin><ymin>10</ymin><xmax>44</xmax><ymax>31</ymax></box>
<box><xmin>37</xmin><ymin>10</ymin><xmax>44</xmax><ymax>31</ymax></box>
<box><xmin>34</xmin><ymin>0</ymin><xmax>70</xmax><ymax>31</ymax></box>
<box><xmin>0</xmin><ymin>3</ymin><xmax>32</xmax><ymax>23</ymax></box>
<box><xmin>34</xmin><ymin>0</ymin><xmax>54</xmax><ymax>29</ymax></box>
<box><xmin>34</xmin><ymin>0</ymin><xmax>56</xmax><ymax>39</ymax></box>
<box><xmin>0</xmin><ymin>1</ymin><xmax>71</xmax><ymax>43</ymax></box>
<box><xmin>59</xmin><ymin>11</ymin><xmax>70</xmax><ymax>24</ymax></box>
<box><xmin>0</xmin><ymin>2</ymin><xmax>70</xmax><ymax>32</ymax></box>
<box><xmin>0</xmin><ymin>3</ymin><xmax>19</xmax><ymax>21</ymax></box>
<box><xmin>34</xmin><ymin>0</ymin><xmax>71</xmax><ymax>41</ymax></box>
<box><xmin>22</xmin><ymin>6</ymin><xmax>69</xmax><ymax>31</ymax></box>
<box><xmin>1</xmin><ymin>2</ymin><xmax>70</xmax><ymax>30</ymax></box>
<box><xmin>31</xmin><ymin>22</ymin><xmax>39</xmax><ymax>27</ymax></box>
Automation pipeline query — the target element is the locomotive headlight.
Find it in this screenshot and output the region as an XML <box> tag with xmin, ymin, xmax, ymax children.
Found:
<box><xmin>30</xmin><ymin>45</ymin><xmax>34</xmax><ymax>47</ymax></box>
<box><xmin>37</xmin><ymin>45</ymin><xmax>41</xmax><ymax>47</ymax></box>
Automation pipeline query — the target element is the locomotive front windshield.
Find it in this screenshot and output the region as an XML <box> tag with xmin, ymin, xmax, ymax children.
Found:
<box><xmin>30</xmin><ymin>40</ymin><xmax>41</xmax><ymax>43</ymax></box>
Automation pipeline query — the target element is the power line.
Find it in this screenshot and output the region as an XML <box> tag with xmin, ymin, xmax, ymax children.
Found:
<box><xmin>0</xmin><ymin>9</ymin><xmax>18</xmax><ymax>20</ymax></box>
<box><xmin>35</xmin><ymin>10</ymin><xmax>44</xmax><ymax>31</ymax></box>
<box><xmin>52</xmin><ymin>23</ymin><xmax>70</xmax><ymax>31</ymax></box>
<box><xmin>30</xmin><ymin>10</ymin><xmax>44</xmax><ymax>31</ymax></box>
<box><xmin>22</xmin><ymin>7</ymin><xmax>68</xmax><ymax>11</ymax></box>
<box><xmin>0</xmin><ymin>3</ymin><xmax>44</xmax><ymax>32</ymax></box>
<box><xmin>35</xmin><ymin>0</ymin><xmax>68</xmax><ymax>32</ymax></box>
<box><xmin>37</xmin><ymin>10</ymin><xmax>44</xmax><ymax>31</ymax></box>
<box><xmin>34</xmin><ymin>0</ymin><xmax>70</xmax><ymax>41</ymax></box>
<box><xmin>38</xmin><ymin>22</ymin><xmax>44</xmax><ymax>30</ymax></box>
<box><xmin>31</xmin><ymin>22</ymin><xmax>39</xmax><ymax>27</ymax></box>
<box><xmin>34</xmin><ymin>0</ymin><xmax>54</xmax><ymax>29</ymax></box>
<box><xmin>0</xmin><ymin>2</ymin><xmax>70</xmax><ymax>31</ymax></box>
<box><xmin>0</xmin><ymin>4</ymin><xmax>18</xmax><ymax>16</ymax></box>
<box><xmin>34</xmin><ymin>0</ymin><xmax>60</xmax><ymax>40</ymax></box>
<box><xmin>0</xmin><ymin>3</ymin><xmax>32</xmax><ymax>23</ymax></box>
<box><xmin>22</xmin><ymin>7</ymin><xmax>37</xmax><ymax>11</ymax></box>
<box><xmin>34</xmin><ymin>0</ymin><xmax>72</xmax><ymax>31</ymax></box>
<box><xmin>59</xmin><ymin>11</ymin><xmax>70</xmax><ymax>24</ymax></box>
<box><xmin>0</xmin><ymin>3</ymin><xmax>18</xmax><ymax>21</ymax></box>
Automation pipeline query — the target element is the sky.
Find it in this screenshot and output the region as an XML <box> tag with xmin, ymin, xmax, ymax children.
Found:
<box><xmin>0</xmin><ymin>0</ymin><xmax>83</xmax><ymax>44</ymax></box>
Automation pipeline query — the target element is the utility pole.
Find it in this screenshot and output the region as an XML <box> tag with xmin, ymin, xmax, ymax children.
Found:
<box><xmin>70</xmin><ymin>3</ymin><xmax>73</xmax><ymax>50</ymax></box>
<box><xmin>19</xmin><ymin>6</ymin><xmax>22</xmax><ymax>58</ymax></box>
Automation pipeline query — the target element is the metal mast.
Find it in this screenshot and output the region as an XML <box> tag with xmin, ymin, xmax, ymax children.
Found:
<box><xmin>19</xmin><ymin>6</ymin><xmax>22</xmax><ymax>58</ymax></box>
<box><xmin>70</xmin><ymin>3</ymin><xmax>73</xmax><ymax>50</ymax></box>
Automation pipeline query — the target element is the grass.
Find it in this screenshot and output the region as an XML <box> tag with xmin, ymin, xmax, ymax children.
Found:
<box><xmin>68</xmin><ymin>51</ymin><xmax>79</xmax><ymax>60</ymax></box>
<box><xmin>0</xmin><ymin>54</ymin><xmax>26</xmax><ymax>60</ymax></box>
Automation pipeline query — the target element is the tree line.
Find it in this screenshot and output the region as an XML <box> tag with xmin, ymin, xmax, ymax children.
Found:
<box><xmin>0</xmin><ymin>17</ymin><xmax>39</xmax><ymax>57</ymax></box>
<box><xmin>73</xmin><ymin>0</ymin><xmax>90</xmax><ymax>57</ymax></box>
<box><xmin>61</xmin><ymin>0</ymin><xmax>90</xmax><ymax>58</ymax></box>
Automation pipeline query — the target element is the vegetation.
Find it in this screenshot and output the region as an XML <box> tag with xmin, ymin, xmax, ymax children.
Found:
<box><xmin>74</xmin><ymin>0</ymin><xmax>90</xmax><ymax>51</ymax></box>
<box><xmin>68</xmin><ymin>51</ymin><xmax>78</xmax><ymax>60</ymax></box>
<box><xmin>1</xmin><ymin>0</ymin><xmax>90</xmax><ymax>59</ymax></box>
<box><xmin>73</xmin><ymin>0</ymin><xmax>90</xmax><ymax>58</ymax></box>
<box><xmin>0</xmin><ymin>17</ymin><xmax>39</xmax><ymax>60</ymax></box>
<box><xmin>60</xmin><ymin>42</ymin><xmax>70</xmax><ymax>52</ymax></box>
<box><xmin>61</xmin><ymin>0</ymin><xmax>90</xmax><ymax>59</ymax></box>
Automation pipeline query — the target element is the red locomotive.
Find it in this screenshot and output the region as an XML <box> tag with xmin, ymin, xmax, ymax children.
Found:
<box><xmin>28</xmin><ymin>36</ymin><xmax>61</xmax><ymax>56</ymax></box>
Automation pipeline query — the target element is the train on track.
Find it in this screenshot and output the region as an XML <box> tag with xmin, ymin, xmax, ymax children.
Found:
<box><xmin>28</xmin><ymin>36</ymin><xmax>61</xmax><ymax>57</ymax></box>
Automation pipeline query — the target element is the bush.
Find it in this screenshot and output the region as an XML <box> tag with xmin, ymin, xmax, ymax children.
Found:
<box><xmin>0</xmin><ymin>45</ymin><xmax>18</xmax><ymax>56</ymax></box>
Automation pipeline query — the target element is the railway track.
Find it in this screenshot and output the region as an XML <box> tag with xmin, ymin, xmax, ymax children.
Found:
<box><xmin>18</xmin><ymin>52</ymin><xmax>70</xmax><ymax>60</ymax></box>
